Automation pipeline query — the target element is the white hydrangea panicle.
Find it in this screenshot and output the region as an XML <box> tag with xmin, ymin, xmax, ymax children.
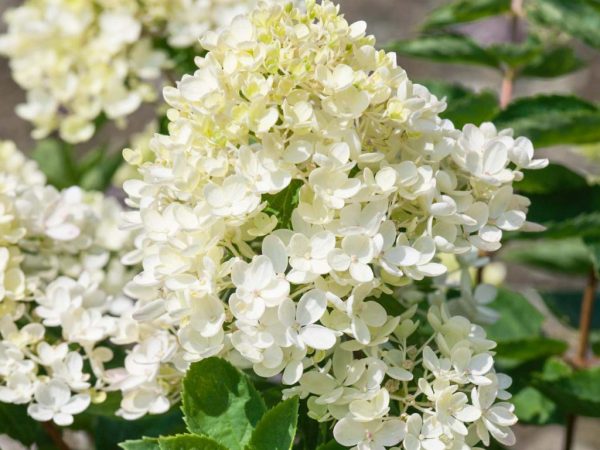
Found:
<box><xmin>0</xmin><ymin>142</ymin><xmax>137</xmax><ymax>425</ymax></box>
<box><xmin>118</xmin><ymin>1</ymin><xmax>547</xmax><ymax>448</ymax></box>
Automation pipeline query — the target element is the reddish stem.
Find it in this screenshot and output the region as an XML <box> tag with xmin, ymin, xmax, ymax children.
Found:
<box><xmin>41</xmin><ymin>421</ymin><xmax>70</xmax><ymax>450</ymax></box>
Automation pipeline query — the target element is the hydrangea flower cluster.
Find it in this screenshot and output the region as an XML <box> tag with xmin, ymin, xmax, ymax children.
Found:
<box><xmin>0</xmin><ymin>0</ymin><xmax>270</xmax><ymax>144</ymax></box>
<box><xmin>0</xmin><ymin>141</ymin><xmax>136</xmax><ymax>426</ymax></box>
<box><xmin>114</xmin><ymin>1</ymin><xmax>547</xmax><ymax>448</ymax></box>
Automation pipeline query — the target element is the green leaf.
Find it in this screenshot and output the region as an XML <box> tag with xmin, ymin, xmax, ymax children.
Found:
<box><xmin>493</xmin><ymin>94</ymin><xmax>600</xmax><ymax>147</ymax></box>
<box><xmin>529</xmin><ymin>0</ymin><xmax>600</xmax><ymax>49</ymax></box>
<box><xmin>317</xmin><ymin>441</ymin><xmax>348</xmax><ymax>450</ymax></box>
<box><xmin>501</xmin><ymin>238</ymin><xmax>593</xmax><ymax>274</ymax></box>
<box><xmin>79</xmin><ymin>149</ymin><xmax>124</xmax><ymax>191</ymax></box>
<box><xmin>515</xmin><ymin>163</ymin><xmax>588</xmax><ymax>195</ymax></box>
<box><xmin>541</xmin><ymin>291</ymin><xmax>600</xmax><ymax>329</ymax></box>
<box><xmin>512</xmin><ymin>387</ymin><xmax>562</xmax><ymax>424</ymax></box>
<box><xmin>485</xmin><ymin>289</ymin><xmax>544</xmax><ymax>342</ymax></box>
<box><xmin>119</xmin><ymin>438</ymin><xmax>160</xmax><ymax>450</ymax></box>
<box><xmin>247</xmin><ymin>397</ymin><xmax>299</xmax><ymax>450</ymax></box>
<box><xmin>0</xmin><ymin>403</ymin><xmax>41</xmax><ymax>445</ymax></box>
<box><xmin>31</xmin><ymin>139</ymin><xmax>78</xmax><ymax>189</ymax></box>
<box><xmin>97</xmin><ymin>407</ymin><xmax>185</xmax><ymax>450</ymax></box>
<box><xmin>521</xmin><ymin>46</ymin><xmax>585</xmax><ymax>78</ymax></box>
<box><xmin>423</xmin><ymin>81</ymin><xmax>499</xmax><ymax>128</ymax></box>
<box><xmin>182</xmin><ymin>357</ymin><xmax>266</xmax><ymax>450</ymax></box>
<box><xmin>536</xmin><ymin>366</ymin><xmax>600</xmax><ymax>417</ymax></box>
<box><xmin>158</xmin><ymin>435</ymin><xmax>228</xmax><ymax>450</ymax></box>
<box><xmin>385</xmin><ymin>34</ymin><xmax>499</xmax><ymax>68</ymax></box>
<box><xmin>488</xmin><ymin>41</ymin><xmax>543</xmax><ymax>68</ymax></box>
<box><xmin>423</xmin><ymin>0</ymin><xmax>511</xmax><ymax>29</ymax></box>
<box><xmin>495</xmin><ymin>337</ymin><xmax>568</xmax><ymax>367</ymax></box>
<box><xmin>263</xmin><ymin>179</ymin><xmax>303</xmax><ymax>230</ymax></box>
<box><xmin>584</xmin><ymin>236</ymin><xmax>600</xmax><ymax>276</ymax></box>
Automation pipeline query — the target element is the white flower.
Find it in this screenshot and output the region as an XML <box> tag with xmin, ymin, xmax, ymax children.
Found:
<box><xmin>287</xmin><ymin>231</ymin><xmax>335</xmax><ymax>283</ymax></box>
<box><xmin>277</xmin><ymin>290</ymin><xmax>337</xmax><ymax>350</ymax></box>
<box><xmin>470</xmin><ymin>383</ymin><xmax>517</xmax><ymax>446</ymax></box>
<box><xmin>333</xmin><ymin>417</ymin><xmax>405</xmax><ymax>450</ymax></box>
<box><xmin>230</xmin><ymin>255</ymin><xmax>290</xmax><ymax>321</ymax></box>
<box><xmin>27</xmin><ymin>380</ymin><xmax>90</xmax><ymax>426</ymax></box>
<box><xmin>403</xmin><ymin>414</ymin><xmax>444</xmax><ymax>450</ymax></box>
<box><xmin>328</xmin><ymin>235</ymin><xmax>378</xmax><ymax>283</ymax></box>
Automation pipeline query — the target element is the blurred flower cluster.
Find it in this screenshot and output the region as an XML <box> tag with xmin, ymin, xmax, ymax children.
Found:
<box><xmin>0</xmin><ymin>0</ymin><xmax>268</xmax><ymax>143</ymax></box>
<box><xmin>0</xmin><ymin>141</ymin><xmax>136</xmax><ymax>426</ymax></box>
<box><xmin>107</xmin><ymin>1</ymin><xmax>548</xmax><ymax>448</ymax></box>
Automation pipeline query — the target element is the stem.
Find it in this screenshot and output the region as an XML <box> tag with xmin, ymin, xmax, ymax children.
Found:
<box><xmin>563</xmin><ymin>414</ymin><xmax>577</xmax><ymax>450</ymax></box>
<box><xmin>499</xmin><ymin>69</ymin><xmax>514</xmax><ymax>109</ymax></box>
<box><xmin>41</xmin><ymin>421</ymin><xmax>71</xmax><ymax>450</ymax></box>
<box><xmin>575</xmin><ymin>268</ymin><xmax>598</xmax><ymax>367</ymax></box>
<box><xmin>564</xmin><ymin>268</ymin><xmax>598</xmax><ymax>450</ymax></box>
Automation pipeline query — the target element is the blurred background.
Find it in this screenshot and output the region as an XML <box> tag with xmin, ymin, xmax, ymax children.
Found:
<box><xmin>1</xmin><ymin>1</ymin><xmax>599</xmax><ymax>449</ymax></box>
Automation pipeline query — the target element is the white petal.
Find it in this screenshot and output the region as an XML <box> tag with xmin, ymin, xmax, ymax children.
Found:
<box><xmin>299</xmin><ymin>324</ymin><xmax>337</xmax><ymax>350</ymax></box>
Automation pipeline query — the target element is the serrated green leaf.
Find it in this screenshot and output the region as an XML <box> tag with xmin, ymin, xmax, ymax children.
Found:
<box><xmin>493</xmin><ymin>94</ymin><xmax>600</xmax><ymax>147</ymax></box>
<box><xmin>485</xmin><ymin>289</ymin><xmax>544</xmax><ymax>342</ymax></box>
<box><xmin>158</xmin><ymin>434</ymin><xmax>228</xmax><ymax>450</ymax></box>
<box><xmin>584</xmin><ymin>236</ymin><xmax>600</xmax><ymax>276</ymax></box>
<box><xmin>31</xmin><ymin>139</ymin><xmax>78</xmax><ymax>189</ymax></box>
<box><xmin>521</xmin><ymin>45</ymin><xmax>585</xmax><ymax>78</ymax></box>
<box><xmin>501</xmin><ymin>238</ymin><xmax>593</xmax><ymax>274</ymax></box>
<box><xmin>386</xmin><ymin>34</ymin><xmax>499</xmax><ymax>68</ymax></box>
<box><xmin>247</xmin><ymin>397</ymin><xmax>299</xmax><ymax>450</ymax></box>
<box><xmin>182</xmin><ymin>357</ymin><xmax>266</xmax><ymax>450</ymax></box>
<box><xmin>512</xmin><ymin>387</ymin><xmax>562</xmax><ymax>424</ymax></box>
<box><xmin>119</xmin><ymin>438</ymin><xmax>160</xmax><ymax>450</ymax></box>
<box><xmin>528</xmin><ymin>0</ymin><xmax>600</xmax><ymax>49</ymax></box>
<box><xmin>423</xmin><ymin>0</ymin><xmax>511</xmax><ymax>30</ymax></box>
<box><xmin>535</xmin><ymin>366</ymin><xmax>600</xmax><ymax>417</ymax></box>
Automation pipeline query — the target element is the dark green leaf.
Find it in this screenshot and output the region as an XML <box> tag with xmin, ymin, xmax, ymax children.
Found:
<box><xmin>488</xmin><ymin>41</ymin><xmax>543</xmax><ymax>68</ymax></box>
<box><xmin>541</xmin><ymin>291</ymin><xmax>600</xmax><ymax>329</ymax></box>
<box><xmin>317</xmin><ymin>441</ymin><xmax>348</xmax><ymax>450</ymax></box>
<box><xmin>31</xmin><ymin>139</ymin><xmax>78</xmax><ymax>189</ymax></box>
<box><xmin>485</xmin><ymin>289</ymin><xmax>544</xmax><ymax>342</ymax></box>
<box><xmin>521</xmin><ymin>46</ymin><xmax>585</xmax><ymax>78</ymax></box>
<box><xmin>528</xmin><ymin>0</ymin><xmax>600</xmax><ymax>49</ymax></box>
<box><xmin>493</xmin><ymin>94</ymin><xmax>600</xmax><ymax>147</ymax></box>
<box><xmin>97</xmin><ymin>407</ymin><xmax>185</xmax><ymax>450</ymax></box>
<box><xmin>182</xmin><ymin>357</ymin><xmax>266</xmax><ymax>450</ymax></box>
<box><xmin>386</xmin><ymin>34</ymin><xmax>499</xmax><ymax>68</ymax></box>
<box><xmin>536</xmin><ymin>366</ymin><xmax>600</xmax><ymax>417</ymax></box>
<box><xmin>158</xmin><ymin>434</ymin><xmax>228</xmax><ymax>450</ymax></box>
<box><xmin>515</xmin><ymin>163</ymin><xmax>588</xmax><ymax>195</ymax></box>
<box><xmin>495</xmin><ymin>337</ymin><xmax>568</xmax><ymax>367</ymax></box>
<box><xmin>263</xmin><ymin>179</ymin><xmax>303</xmax><ymax>230</ymax></box>
<box><xmin>512</xmin><ymin>387</ymin><xmax>563</xmax><ymax>424</ymax></box>
<box><xmin>247</xmin><ymin>397</ymin><xmax>299</xmax><ymax>450</ymax></box>
<box><xmin>501</xmin><ymin>238</ymin><xmax>593</xmax><ymax>274</ymax></box>
<box><xmin>120</xmin><ymin>438</ymin><xmax>160</xmax><ymax>450</ymax></box>
<box><xmin>0</xmin><ymin>403</ymin><xmax>41</xmax><ymax>445</ymax></box>
<box><xmin>423</xmin><ymin>81</ymin><xmax>499</xmax><ymax>127</ymax></box>
<box><xmin>79</xmin><ymin>149</ymin><xmax>124</xmax><ymax>191</ymax></box>
<box><xmin>423</xmin><ymin>0</ymin><xmax>511</xmax><ymax>29</ymax></box>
